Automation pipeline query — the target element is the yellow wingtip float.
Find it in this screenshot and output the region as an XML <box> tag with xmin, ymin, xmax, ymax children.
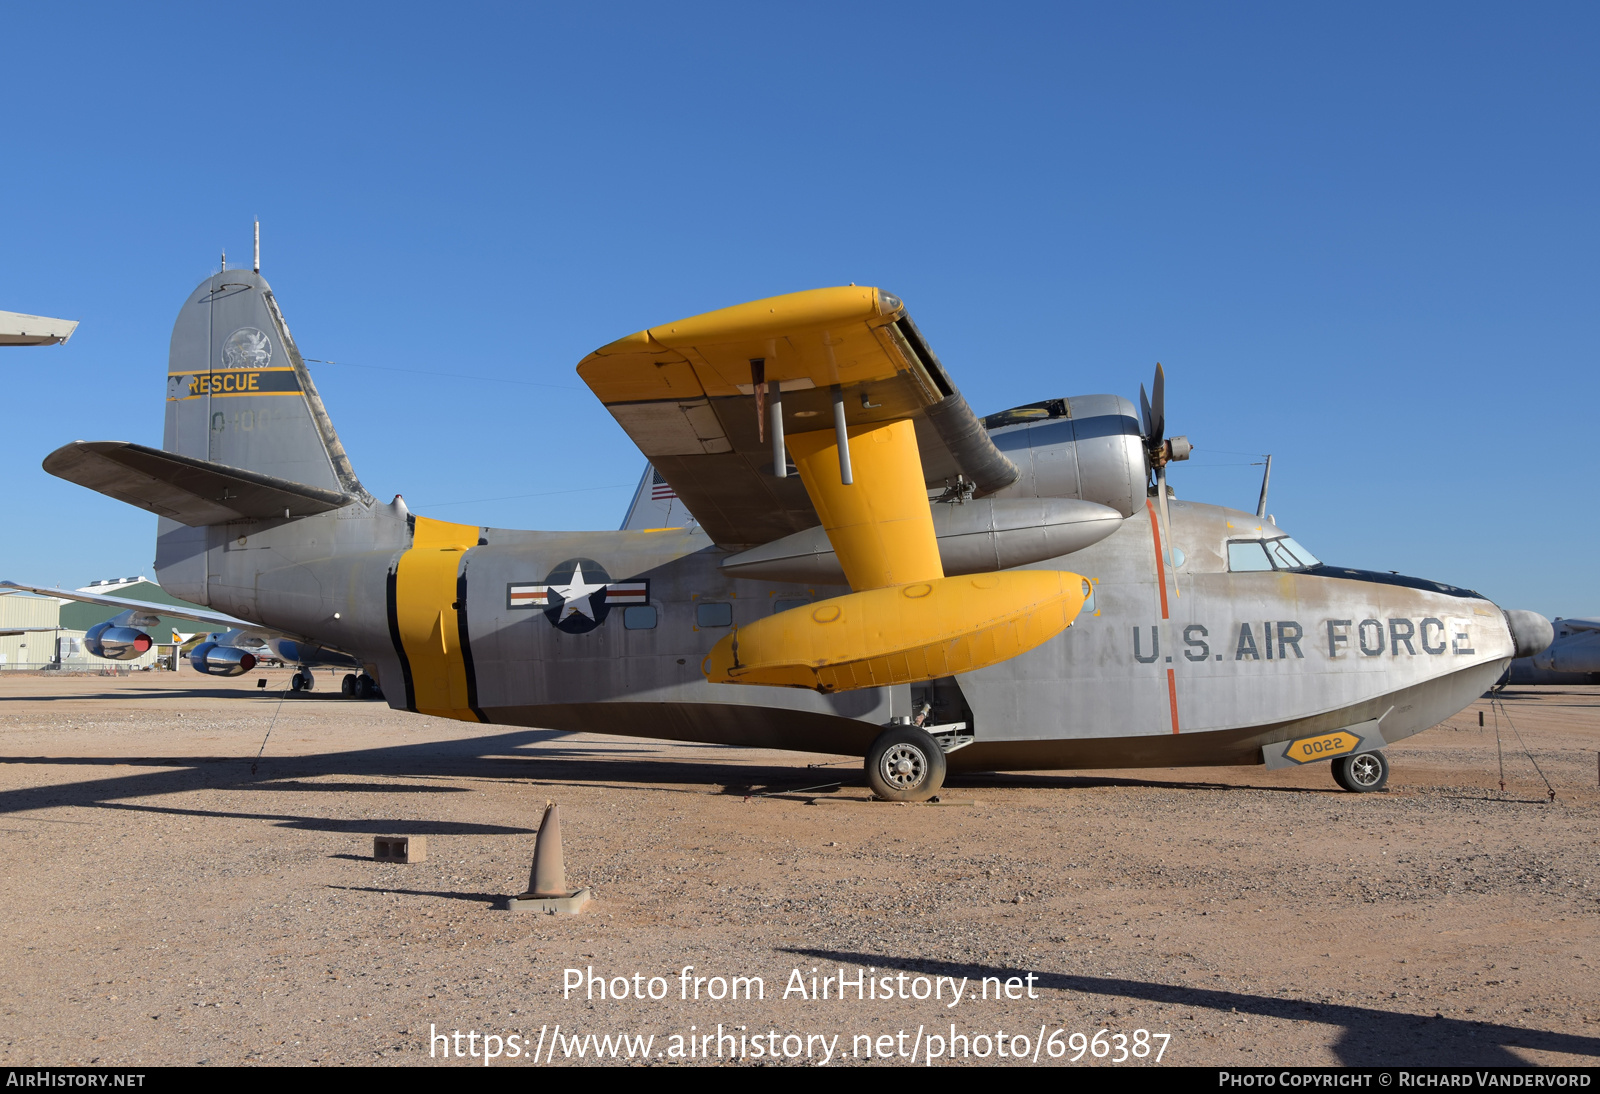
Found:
<box><xmin>705</xmin><ymin>571</ymin><xmax>1089</xmax><ymax>692</ymax></box>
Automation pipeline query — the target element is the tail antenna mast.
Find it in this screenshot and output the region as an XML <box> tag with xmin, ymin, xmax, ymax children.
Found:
<box><xmin>253</xmin><ymin>219</ymin><xmax>260</xmax><ymax>274</ymax></box>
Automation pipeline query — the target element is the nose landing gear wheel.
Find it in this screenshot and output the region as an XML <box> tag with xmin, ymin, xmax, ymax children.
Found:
<box><xmin>1332</xmin><ymin>750</ymin><xmax>1389</xmax><ymax>793</ymax></box>
<box><xmin>865</xmin><ymin>724</ymin><xmax>947</xmax><ymax>803</ymax></box>
<box><xmin>290</xmin><ymin>670</ymin><xmax>314</xmax><ymax>693</ymax></box>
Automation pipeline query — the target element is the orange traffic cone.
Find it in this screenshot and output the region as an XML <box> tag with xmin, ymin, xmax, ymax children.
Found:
<box><xmin>508</xmin><ymin>802</ymin><xmax>591</xmax><ymax>914</ymax></box>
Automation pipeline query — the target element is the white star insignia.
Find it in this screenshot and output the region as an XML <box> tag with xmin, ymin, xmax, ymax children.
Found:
<box><xmin>548</xmin><ymin>562</ymin><xmax>609</xmax><ymax>622</ymax></box>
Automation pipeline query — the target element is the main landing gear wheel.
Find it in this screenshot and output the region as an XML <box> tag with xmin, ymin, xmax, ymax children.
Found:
<box><xmin>865</xmin><ymin>724</ymin><xmax>947</xmax><ymax>803</ymax></box>
<box><xmin>354</xmin><ymin>674</ymin><xmax>377</xmax><ymax>700</ymax></box>
<box><xmin>341</xmin><ymin>674</ymin><xmax>357</xmax><ymax>697</ymax></box>
<box><xmin>1333</xmin><ymin>750</ymin><xmax>1389</xmax><ymax>793</ymax></box>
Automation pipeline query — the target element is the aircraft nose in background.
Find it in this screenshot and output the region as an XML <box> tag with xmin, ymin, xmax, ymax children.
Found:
<box><xmin>1503</xmin><ymin>609</ymin><xmax>1554</xmax><ymax>660</ymax></box>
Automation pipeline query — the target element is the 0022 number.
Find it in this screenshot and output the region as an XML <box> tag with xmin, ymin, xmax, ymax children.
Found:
<box><xmin>1048</xmin><ymin>1027</ymin><xmax>1169</xmax><ymax>1062</ymax></box>
<box><xmin>1297</xmin><ymin>735</ymin><xmax>1348</xmax><ymax>759</ymax></box>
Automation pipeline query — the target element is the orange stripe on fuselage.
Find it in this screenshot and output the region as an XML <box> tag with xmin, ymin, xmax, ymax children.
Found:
<box><xmin>1148</xmin><ymin>500</ymin><xmax>1181</xmax><ymax>734</ymax></box>
<box><xmin>1145</xmin><ymin>499</ymin><xmax>1169</xmax><ymax>620</ymax></box>
<box><xmin>1166</xmin><ymin>668</ymin><xmax>1180</xmax><ymax>734</ymax></box>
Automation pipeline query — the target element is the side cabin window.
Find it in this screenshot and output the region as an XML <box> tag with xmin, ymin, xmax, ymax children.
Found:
<box><xmin>1228</xmin><ymin>541</ymin><xmax>1274</xmax><ymax>572</ymax></box>
<box><xmin>772</xmin><ymin>598</ymin><xmax>810</xmax><ymax>614</ymax></box>
<box><xmin>1265</xmin><ymin>537</ymin><xmax>1320</xmax><ymax>569</ymax></box>
<box><xmin>623</xmin><ymin>605</ymin><xmax>657</xmax><ymax>630</ymax></box>
<box><xmin>696</xmin><ymin>602</ymin><xmax>733</xmax><ymax>628</ymax></box>
<box><xmin>1228</xmin><ymin>537</ymin><xmax>1322</xmax><ymax>573</ymax></box>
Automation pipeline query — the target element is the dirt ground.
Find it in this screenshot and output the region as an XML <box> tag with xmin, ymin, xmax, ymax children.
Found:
<box><xmin>0</xmin><ymin>666</ymin><xmax>1595</xmax><ymax>1068</ymax></box>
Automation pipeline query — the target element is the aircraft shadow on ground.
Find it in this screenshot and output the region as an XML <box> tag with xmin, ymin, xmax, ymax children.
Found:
<box><xmin>782</xmin><ymin>948</ymin><xmax>1600</xmax><ymax>1066</ymax></box>
<box><xmin>96</xmin><ymin>799</ymin><xmax>534</xmax><ymax>836</ymax></box>
<box><xmin>0</xmin><ymin>728</ymin><xmax>868</xmax><ymax>821</ymax></box>
<box><xmin>945</xmin><ymin>771</ymin><xmax>1334</xmax><ymax>794</ymax></box>
<box><xmin>0</xmin><ymin>724</ymin><xmax>1528</xmax><ymax>821</ymax></box>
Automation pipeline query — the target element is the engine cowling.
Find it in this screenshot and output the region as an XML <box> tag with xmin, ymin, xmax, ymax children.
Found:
<box><xmin>83</xmin><ymin>621</ymin><xmax>154</xmax><ymax>661</ymax></box>
<box><xmin>189</xmin><ymin>641</ymin><xmax>258</xmax><ymax>677</ymax></box>
<box><xmin>984</xmin><ymin>394</ymin><xmax>1149</xmax><ymax>517</ymax></box>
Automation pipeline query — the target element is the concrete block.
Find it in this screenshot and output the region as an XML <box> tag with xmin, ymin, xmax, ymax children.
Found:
<box><xmin>507</xmin><ymin>887</ymin><xmax>592</xmax><ymax>915</ymax></box>
<box><xmin>374</xmin><ymin>835</ymin><xmax>426</xmax><ymax>863</ymax></box>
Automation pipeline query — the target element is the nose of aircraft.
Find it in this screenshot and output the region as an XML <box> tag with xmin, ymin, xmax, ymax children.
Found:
<box><xmin>1503</xmin><ymin>609</ymin><xmax>1554</xmax><ymax>660</ymax></box>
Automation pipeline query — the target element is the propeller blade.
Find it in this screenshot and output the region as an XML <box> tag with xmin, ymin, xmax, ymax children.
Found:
<box><xmin>1157</xmin><ymin>463</ymin><xmax>1176</xmax><ymax>589</ymax></box>
<box><xmin>1139</xmin><ymin>383</ymin><xmax>1154</xmax><ymax>440</ymax></box>
<box><xmin>1149</xmin><ymin>363</ymin><xmax>1166</xmax><ymax>443</ymax></box>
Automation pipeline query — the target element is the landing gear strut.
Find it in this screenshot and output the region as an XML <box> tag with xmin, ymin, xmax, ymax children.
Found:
<box><xmin>1332</xmin><ymin>750</ymin><xmax>1389</xmax><ymax>793</ymax></box>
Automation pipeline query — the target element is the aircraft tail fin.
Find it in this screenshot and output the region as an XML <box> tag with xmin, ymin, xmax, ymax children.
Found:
<box><xmin>619</xmin><ymin>463</ymin><xmax>696</xmax><ymax>531</ymax></box>
<box><xmin>163</xmin><ymin>270</ymin><xmax>369</xmax><ymax>503</ymax></box>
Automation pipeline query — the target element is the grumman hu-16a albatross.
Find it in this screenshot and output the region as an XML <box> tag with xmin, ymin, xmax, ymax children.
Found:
<box><xmin>6</xmin><ymin>270</ymin><xmax>1554</xmax><ymax>801</ymax></box>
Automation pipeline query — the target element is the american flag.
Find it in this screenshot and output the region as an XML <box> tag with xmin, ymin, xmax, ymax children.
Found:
<box><xmin>507</xmin><ymin>580</ymin><xmax>650</xmax><ymax>609</ymax></box>
<box><xmin>650</xmin><ymin>469</ymin><xmax>676</xmax><ymax>501</ymax></box>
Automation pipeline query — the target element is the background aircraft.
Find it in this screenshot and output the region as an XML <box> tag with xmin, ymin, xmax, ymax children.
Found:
<box><xmin>7</xmin><ymin>267</ymin><xmax>1552</xmax><ymax>801</ymax></box>
<box><xmin>1504</xmin><ymin>617</ymin><xmax>1600</xmax><ymax>685</ymax></box>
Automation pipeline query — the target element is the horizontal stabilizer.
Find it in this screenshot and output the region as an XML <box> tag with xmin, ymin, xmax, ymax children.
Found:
<box><xmin>0</xmin><ymin>309</ymin><xmax>77</xmax><ymax>347</ymax></box>
<box><xmin>43</xmin><ymin>441</ymin><xmax>354</xmax><ymax>526</ymax></box>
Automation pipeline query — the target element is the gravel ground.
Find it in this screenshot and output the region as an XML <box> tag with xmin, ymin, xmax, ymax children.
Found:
<box><xmin>0</xmin><ymin>668</ymin><xmax>1596</xmax><ymax>1068</ymax></box>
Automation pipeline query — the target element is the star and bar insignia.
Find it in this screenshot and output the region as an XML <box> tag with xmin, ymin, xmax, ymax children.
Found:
<box><xmin>507</xmin><ymin>558</ymin><xmax>648</xmax><ymax>634</ymax></box>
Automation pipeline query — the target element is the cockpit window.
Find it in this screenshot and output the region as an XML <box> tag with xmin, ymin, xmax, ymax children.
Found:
<box><xmin>1227</xmin><ymin>541</ymin><xmax>1274</xmax><ymax>572</ymax></box>
<box><xmin>1265</xmin><ymin>537</ymin><xmax>1321</xmax><ymax>569</ymax></box>
<box><xmin>983</xmin><ymin>399</ymin><xmax>1068</xmax><ymax>430</ymax></box>
<box><xmin>1229</xmin><ymin>536</ymin><xmax>1322</xmax><ymax>573</ymax></box>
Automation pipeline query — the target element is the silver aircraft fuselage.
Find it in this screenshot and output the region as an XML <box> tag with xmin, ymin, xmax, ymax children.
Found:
<box><xmin>158</xmin><ymin>487</ymin><xmax>1515</xmax><ymax>772</ymax></box>
<box><xmin>49</xmin><ymin>266</ymin><xmax>1520</xmax><ymax>776</ymax></box>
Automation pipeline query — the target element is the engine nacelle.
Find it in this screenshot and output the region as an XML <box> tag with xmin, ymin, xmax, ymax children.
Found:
<box><xmin>984</xmin><ymin>395</ymin><xmax>1149</xmax><ymax>517</ymax></box>
<box><xmin>83</xmin><ymin>621</ymin><xmax>154</xmax><ymax>661</ymax></box>
<box><xmin>189</xmin><ymin>641</ymin><xmax>258</xmax><ymax>677</ymax></box>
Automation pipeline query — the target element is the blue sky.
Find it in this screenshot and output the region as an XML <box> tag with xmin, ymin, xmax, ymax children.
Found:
<box><xmin>2</xmin><ymin>3</ymin><xmax>1595</xmax><ymax>616</ymax></box>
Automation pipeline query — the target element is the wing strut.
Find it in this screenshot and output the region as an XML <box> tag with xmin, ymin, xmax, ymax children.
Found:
<box><xmin>830</xmin><ymin>385</ymin><xmax>854</xmax><ymax>486</ymax></box>
<box><xmin>705</xmin><ymin>417</ymin><xmax>1088</xmax><ymax>692</ymax></box>
<box><xmin>768</xmin><ymin>378</ymin><xmax>786</xmax><ymax>478</ymax></box>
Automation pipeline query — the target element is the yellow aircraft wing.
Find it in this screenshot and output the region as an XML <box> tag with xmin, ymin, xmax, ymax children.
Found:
<box><xmin>580</xmin><ymin>288</ymin><xmax>1086</xmax><ymax>694</ymax></box>
<box><xmin>577</xmin><ymin>286</ymin><xmax>1019</xmax><ymax>550</ymax></box>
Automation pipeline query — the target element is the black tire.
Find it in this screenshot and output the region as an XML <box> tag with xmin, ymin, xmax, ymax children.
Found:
<box><xmin>865</xmin><ymin>724</ymin><xmax>947</xmax><ymax>803</ymax></box>
<box><xmin>290</xmin><ymin>672</ymin><xmax>305</xmax><ymax>692</ymax></box>
<box><xmin>355</xmin><ymin>675</ymin><xmax>376</xmax><ymax>700</ymax></box>
<box><xmin>341</xmin><ymin>674</ymin><xmax>357</xmax><ymax>697</ymax></box>
<box><xmin>1332</xmin><ymin>750</ymin><xmax>1389</xmax><ymax>793</ymax></box>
